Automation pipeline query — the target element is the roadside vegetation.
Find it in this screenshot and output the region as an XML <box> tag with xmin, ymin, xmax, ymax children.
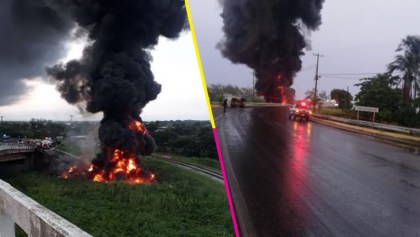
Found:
<box><xmin>60</xmin><ymin>139</ymin><xmax>82</xmax><ymax>156</ymax></box>
<box><xmin>317</xmin><ymin>36</ymin><xmax>420</xmax><ymax>128</ymax></box>
<box><xmin>9</xmin><ymin>158</ymin><xmax>233</xmax><ymax>237</ymax></box>
<box><xmin>318</xmin><ymin>108</ymin><xmax>357</xmax><ymax>119</ymax></box>
<box><xmin>145</xmin><ymin>120</ymin><xmax>217</xmax><ymax>160</ymax></box>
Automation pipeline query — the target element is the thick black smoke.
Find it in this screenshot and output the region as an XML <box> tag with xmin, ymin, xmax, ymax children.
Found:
<box><xmin>219</xmin><ymin>0</ymin><xmax>324</xmax><ymax>102</ymax></box>
<box><xmin>0</xmin><ymin>0</ymin><xmax>72</xmax><ymax>105</ymax></box>
<box><xmin>46</xmin><ymin>0</ymin><xmax>187</xmax><ymax>165</ymax></box>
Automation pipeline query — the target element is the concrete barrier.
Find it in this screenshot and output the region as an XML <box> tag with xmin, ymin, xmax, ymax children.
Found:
<box><xmin>0</xmin><ymin>179</ymin><xmax>92</xmax><ymax>237</ymax></box>
<box><xmin>0</xmin><ymin>144</ymin><xmax>35</xmax><ymax>151</ymax></box>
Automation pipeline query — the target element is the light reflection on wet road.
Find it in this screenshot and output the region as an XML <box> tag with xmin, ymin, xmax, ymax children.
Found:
<box><xmin>215</xmin><ymin>107</ymin><xmax>420</xmax><ymax>237</ymax></box>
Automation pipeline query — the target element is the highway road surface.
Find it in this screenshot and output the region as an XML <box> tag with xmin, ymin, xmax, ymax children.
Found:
<box><xmin>214</xmin><ymin>106</ymin><xmax>420</xmax><ymax>237</ymax></box>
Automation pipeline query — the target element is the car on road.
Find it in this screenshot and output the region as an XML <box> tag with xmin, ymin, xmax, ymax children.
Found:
<box><xmin>289</xmin><ymin>100</ymin><xmax>312</xmax><ymax>121</ymax></box>
<box><xmin>41</xmin><ymin>137</ymin><xmax>54</xmax><ymax>149</ymax></box>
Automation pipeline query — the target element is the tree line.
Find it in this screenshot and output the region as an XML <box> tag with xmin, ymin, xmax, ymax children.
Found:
<box><xmin>145</xmin><ymin>120</ymin><xmax>217</xmax><ymax>159</ymax></box>
<box><xmin>0</xmin><ymin>119</ymin><xmax>217</xmax><ymax>159</ymax></box>
<box><xmin>0</xmin><ymin>119</ymin><xmax>67</xmax><ymax>139</ymax></box>
<box><xmin>354</xmin><ymin>36</ymin><xmax>420</xmax><ymax>127</ymax></box>
<box><xmin>207</xmin><ymin>84</ymin><xmax>265</xmax><ymax>103</ymax></box>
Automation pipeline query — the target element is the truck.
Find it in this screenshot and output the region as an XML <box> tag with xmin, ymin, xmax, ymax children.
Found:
<box><xmin>224</xmin><ymin>95</ymin><xmax>246</xmax><ymax>108</ymax></box>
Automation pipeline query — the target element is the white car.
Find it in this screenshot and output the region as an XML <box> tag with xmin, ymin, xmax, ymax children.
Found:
<box><xmin>289</xmin><ymin>100</ymin><xmax>312</xmax><ymax>122</ymax></box>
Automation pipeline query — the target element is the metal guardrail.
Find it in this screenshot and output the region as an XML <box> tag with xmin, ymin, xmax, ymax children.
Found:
<box><xmin>0</xmin><ymin>179</ymin><xmax>92</xmax><ymax>237</ymax></box>
<box><xmin>313</xmin><ymin>113</ymin><xmax>420</xmax><ymax>136</ymax></box>
<box><xmin>157</xmin><ymin>158</ymin><xmax>223</xmax><ymax>180</ymax></box>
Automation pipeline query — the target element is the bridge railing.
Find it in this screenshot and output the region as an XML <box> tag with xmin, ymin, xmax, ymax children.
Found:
<box><xmin>0</xmin><ymin>179</ymin><xmax>92</xmax><ymax>237</ymax></box>
<box><xmin>0</xmin><ymin>143</ymin><xmax>36</xmax><ymax>151</ymax></box>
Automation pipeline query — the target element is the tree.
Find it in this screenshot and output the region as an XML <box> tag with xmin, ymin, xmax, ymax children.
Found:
<box><xmin>304</xmin><ymin>89</ymin><xmax>328</xmax><ymax>101</ymax></box>
<box><xmin>207</xmin><ymin>84</ymin><xmax>264</xmax><ymax>102</ymax></box>
<box><xmin>388</xmin><ymin>35</ymin><xmax>420</xmax><ymax>102</ymax></box>
<box><xmin>330</xmin><ymin>89</ymin><xmax>353</xmax><ymax>109</ymax></box>
<box><xmin>146</xmin><ymin>121</ymin><xmax>217</xmax><ymax>159</ymax></box>
<box><xmin>355</xmin><ymin>74</ymin><xmax>402</xmax><ymax>122</ymax></box>
<box><xmin>319</xmin><ymin>91</ymin><xmax>329</xmax><ymax>101</ymax></box>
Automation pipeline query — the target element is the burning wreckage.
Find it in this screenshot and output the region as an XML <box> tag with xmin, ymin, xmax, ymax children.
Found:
<box><xmin>62</xmin><ymin>120</ymin><xmax>156</xmax><ymax>184</ymax></box>
<box><xmin>36</xmin><ymin>0</ymin><xmax>189</xmax><ymax>184</ymax></box>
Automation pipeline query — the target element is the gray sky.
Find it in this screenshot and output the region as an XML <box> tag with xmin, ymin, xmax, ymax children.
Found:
<box><xmin>189</xmin><ymin>0</ymin><xmax>420</xmax><ymax>99</ymax></box>
<box><xmin>0</xmin><ymin>32</ymin><xmax>210</xmax><ymax>121</ymax></box>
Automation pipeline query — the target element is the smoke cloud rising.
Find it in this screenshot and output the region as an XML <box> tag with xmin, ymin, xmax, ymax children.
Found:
<box><xmin>46</xmin><ymin>0</ymin><xmax>187</xmax><ymax>115</ymax></box>
<box><xmin>218</xmin><ymin>0</ymin><xmax>325</xmax><ymax>102</ymax></box>
<box><xmin>45</xmin><ymin>0</ymin><xmax>188</xmax><ymax>177</ymax></box>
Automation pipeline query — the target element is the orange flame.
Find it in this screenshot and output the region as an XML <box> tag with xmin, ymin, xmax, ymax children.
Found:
<box><xmin>62</xmin><ymin>165</ymin><xmax>77</xmax><ymax>179</ymax></box>
<box><xmin>62</xmin><ymin>119</ymin><xmax>154</xmax><ymax>184</ymax></box>
<box><xmin>277</xmin><ymin>86</ymin><xmax>287</xmax><ymax>105</ymax></box>
<box><xmin>129</xmin><ymin>120</ymin><xmax>148</xmax><ymax>135</ymax></box>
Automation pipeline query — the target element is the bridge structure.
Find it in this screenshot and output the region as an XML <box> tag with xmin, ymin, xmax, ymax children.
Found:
<box><xmin>0</xmin><ymin>144</ymin><xmax>91</xmax><ymax>237</ymax></box>
<box><xmin>0</xmin><ymin>143</ymin><xmax>36</xmax><ymax>163</ymax></box>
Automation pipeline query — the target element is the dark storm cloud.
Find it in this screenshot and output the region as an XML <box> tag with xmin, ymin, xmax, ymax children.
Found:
<box><xmin>219</xmin><ymin>0</ymin><xmax>324</xmax><ymax>102</ymax></box>
<box><xmin>0</xmin><ymin>0</ymin><xmax>72</xmax><ymax>105</ymax></box>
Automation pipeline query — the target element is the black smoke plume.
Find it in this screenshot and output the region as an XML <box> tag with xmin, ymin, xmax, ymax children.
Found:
<box><xmin>45</xmin><ymin>0</ymin><xmax>187</xmax><ymax>179</ymax></box>
<box><xmin>218</xmin><ymin>0</ymin><xmax>324</xmax><ymax>102</ymax></box>
<box><xmin>0</xmin><ymin>0</ymin><xmax>71</xmax><ymax>105</ymax></box>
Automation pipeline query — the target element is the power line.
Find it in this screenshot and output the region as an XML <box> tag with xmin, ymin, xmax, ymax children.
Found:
<box><xmin>320</xmin><ymin>73</ymin><xmax>381</xmax><ymax>76</ymax></box>
<box><xmin>321</xmin><ymin>76</ymin><xmax>362</xmax><ymax>80</ymax></box>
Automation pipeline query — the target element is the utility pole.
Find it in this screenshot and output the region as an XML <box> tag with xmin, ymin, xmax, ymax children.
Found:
<box><xmin>0</xmin><ymin>116</ymin><xmax>3</xmax><ymax>123</ymax></box>
<box><xmin>252</xmin><ymin>72</ymin><xmax>256</xmax><ymax>97</ymax></box>
<box><xmin>313</xmin><ymin>53</ymin><xmax>323</xmax><ymax>112</ymax></box>
<box><xmin>70</xmin><ymin>115</ymin><xmax>73</xmax><ymax>122</ymax></box>
<box><xmin>346</xmin><ymin>86</ymin><xmax>349</xmax><ymax>109</ymax></box>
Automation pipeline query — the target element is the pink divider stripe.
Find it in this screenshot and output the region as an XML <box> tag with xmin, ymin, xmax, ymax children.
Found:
<box><xmin>212</xmin><ymin>128</ymin><xmax>240</xmax><ymax>237</ymax></box>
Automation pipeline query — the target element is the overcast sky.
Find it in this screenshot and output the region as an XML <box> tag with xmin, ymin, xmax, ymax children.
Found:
<box><xmin>189</xmin><ymin>0</ymin><xmax>420</xmax><ymax>99</ymax></box>
<box><xmin>0</xmin><ymin>32</ymin><xmax>210</xmax><ymax>121</ymax></box>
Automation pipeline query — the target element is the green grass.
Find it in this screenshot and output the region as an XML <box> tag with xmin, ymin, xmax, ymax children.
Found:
<box><xmin>156</xmin><ymin>154</ymin><xmax>221</xmax><ymax>173</ymax></box>
<box><xmin>319</xmin><ymin>108</ymin><xmax>357</xmax><ymax>119</ymax></box>
<box><xmin>7</xmin><ymin>158</ymin><xmax>233</xmax><ymax>237</ymax></box>
<box><xmin>60</xmin><ymin>139</ymin><xmax>82</xmax><ymax>156</ymax></box>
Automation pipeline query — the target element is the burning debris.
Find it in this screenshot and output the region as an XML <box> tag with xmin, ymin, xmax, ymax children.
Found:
<box><xmin>44</xmin><ymin>0</ymin><xmax>188</xmax><ymax>183</ymax></box>
<box><xmin>218</xmin><ymin>0</ymin><xmax>325</xmax><ymax>103</ymax></box>
<box><xmin>62</xmin><ymin>120</ymin><xmax>156</xmax><ymax>184</ymax></box>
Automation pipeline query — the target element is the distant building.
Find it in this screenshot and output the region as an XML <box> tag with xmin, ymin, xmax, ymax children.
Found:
<box><xmin>320</xmin><ymin>100</ymin><xmax>339</xmax><ymax>108</ymax></box>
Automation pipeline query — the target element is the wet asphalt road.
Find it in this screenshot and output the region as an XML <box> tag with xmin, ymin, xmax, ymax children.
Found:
<box><xmin>214</xmin><ymin>106</ymin><xmax>420</xmax><ymax>237</ymax></box>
